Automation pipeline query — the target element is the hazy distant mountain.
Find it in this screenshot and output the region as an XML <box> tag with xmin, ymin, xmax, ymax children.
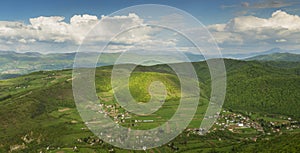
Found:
<box><xmin>223</xmin><ymin>47</ymin><xmax>289</xmax><ymax>59</ymax></box>
<box><xmin>0</xmin><ymin>51</ymin><xmax>115</xmax><ymax>79</ymax></box>
<box><xmin>0</xmin><ymin>51</ymin><xmax>204</xmax><ymax>79</ymax></box>
<box><xmin>2</xmin><ymin>48</ymin><xmax>299</xmax><ymax>80</ymax></box>
<box><xmin>246</xmin><ymin>52</ymin><xmax>300</xmax><ymax>62</ymax></box>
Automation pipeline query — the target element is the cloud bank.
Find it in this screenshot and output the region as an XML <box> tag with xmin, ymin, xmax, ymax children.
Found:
<box><xmin>0</xmin><ymin>13</ymin><xmax>181</xmax><ymax>53</ymax></box>
<box><xmin>0</xmin><ymin>13</ymin><xmax>155</xmax><ymax>52</ymax></box>
<box><xmin>208</xmin><ymin>10</ymin><xmax>300</xmax><ymax>52</ymax></box>
<box><xmin>0</xmin><ymin>10</ymin><xmax>300</xmax><ymax>54</ymax></box>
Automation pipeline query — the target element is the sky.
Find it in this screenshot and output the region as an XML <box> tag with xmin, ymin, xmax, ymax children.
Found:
<box><xmin>1</xmin><ymin>0</ymin><xmax>300</xmax><ymax>54</ymax></box>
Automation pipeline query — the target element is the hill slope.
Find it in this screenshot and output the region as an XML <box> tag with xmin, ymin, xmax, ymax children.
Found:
<box><xmin>0</xmin><ymin>60</ymin><xmax>300</xmax><ymax>152</ymax></box>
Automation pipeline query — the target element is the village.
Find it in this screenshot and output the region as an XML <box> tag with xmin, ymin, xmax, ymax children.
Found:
<box><xmin>84</xmin><ymin>100</ymin><xmax>300</xmax><ymax>143</ymax></box>
<box><xmin>87</xmin><ymin>101</ymin><xmax>300</xmax><ymax>134</ymax></box>
<box><xmin>12</xmin><ymin>102</ymin><xmax>299</xmax><ymax>152</ymax></box>
<box><xmin>187</xmin><ymin>109</ymin><xmax>300</xmax><ymax>142</ymax></box>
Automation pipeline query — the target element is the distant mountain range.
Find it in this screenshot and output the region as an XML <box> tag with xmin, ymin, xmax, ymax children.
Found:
<box><xmin>0</xmin><ymin>51</ymin><xmax>128</xmax><ymax>79</ymax></box>
<box><xmin>0</xmin><ymin>48</ymin><xmax>299</xmax><ymax>79</ymax></box>
<box><xmin>223</xmin><ymin>47</ymin><xmax>299</xmax><ymax>59</ymax></box>
<box><xmin>0</xmin><ymin>50</ymin><xmax>204</xmax><ymax>79</ymax></box>
<box><xmin>246</xmin><ymin>52</ymin><xmax>300</xmax><ymax>62</ymax></box>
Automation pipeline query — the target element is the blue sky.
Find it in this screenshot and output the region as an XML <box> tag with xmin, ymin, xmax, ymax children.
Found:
<box><xmin>0</xmin><ymin>0</ymin><xmax>229</xmax><ymax>25</ymax></box>
<box><xmin>2</xmin><ymin>0</ymin><xmax>299</xmax><ymax>25</ymax></box>
<box><xmin>1</xmin><ymin>0</ymin><xmax>300</xmax><ymax>54</ymax></box>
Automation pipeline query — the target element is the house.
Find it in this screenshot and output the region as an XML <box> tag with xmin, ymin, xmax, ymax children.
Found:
<box><xmin>237</xmin><ymin>123</ymin><xmax>244</xmax><ymax>127</ymax></box>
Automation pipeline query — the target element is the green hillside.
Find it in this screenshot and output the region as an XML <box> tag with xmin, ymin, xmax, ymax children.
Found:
<box><xmin>224</xmin><ymin>60</ymin><xmax>300</xmax><ymax>117</ymax></box>
<box><xmin>0</xmin><ymin>60</ymin><xmax>300</xmax><ymax>152</ymax></box>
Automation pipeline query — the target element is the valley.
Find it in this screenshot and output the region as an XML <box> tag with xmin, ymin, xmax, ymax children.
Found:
<box><xmin>0</xmin><ymin>59</ymin><xmax>300</xmax><ymax>152</ymax></box>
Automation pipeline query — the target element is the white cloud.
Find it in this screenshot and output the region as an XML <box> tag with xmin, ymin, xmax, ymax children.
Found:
<box><xmin>241</xmin><ymin>2</ymin><xmax>250</xmax><ymax>7</ymax></box>
<box><xmin>276</xmin><ymin>39</ymin><xmax>287</xmax><ymax>42</ymax></box>
<box><xmin>252</xmin><ymin>1</ymin><xmax>297</xmax><ymax>9</ymax></box>
<box><xmin>211</xmin><ymin>10</ymin><xmax>300</xmax><ymax>32</ymax></box>
<box><xmin>208</xmin><ymin>10</ymin><xmax>300</xmax><ymax>52</ymax></box>
<box><xmin>223</xmin><ymin>1</ymin><xmax>297</xmax><ymax>9</ymax></box>
<box><xmin>0</xmin><ymin>13</ymin><xmax>161</xmax><ymax>53</ymax></box>
<box><xmin>3</xmin><ymin>10</ymin><xmax>300</xmax><ymax>54</ymax></box>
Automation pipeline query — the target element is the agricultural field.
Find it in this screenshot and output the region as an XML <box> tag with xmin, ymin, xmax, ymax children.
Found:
<box><xmin>0</xmin><ymin>59</ymin><xmax>300</xmax><ymax>152</ymax></box>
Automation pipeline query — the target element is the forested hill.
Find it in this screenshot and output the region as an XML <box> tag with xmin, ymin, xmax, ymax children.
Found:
<box><xmin>1</xmin><ymin>59</ymin><xmax>300</xmax><ymax>122</ymax></box>
<box><xmin>222</xmin><ymin>60</ymin><xmax>300</xmax><ymax>117</ymax></box>
<box><xmin>0</xmin><ymin>59</ymin><xmax>300</xmax><ymax>152</ymax></box>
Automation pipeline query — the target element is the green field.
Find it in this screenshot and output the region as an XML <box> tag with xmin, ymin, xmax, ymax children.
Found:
<box><xmin>0</xmin><ymin>59</ymin><xmax>300</xmax><ymax>152</ymax></box>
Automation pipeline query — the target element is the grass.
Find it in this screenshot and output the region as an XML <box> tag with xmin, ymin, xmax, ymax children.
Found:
<box><xmin>0</xmin><ymin>60</ymin><xmax>300</xmax><ymax>152</ymax></box>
